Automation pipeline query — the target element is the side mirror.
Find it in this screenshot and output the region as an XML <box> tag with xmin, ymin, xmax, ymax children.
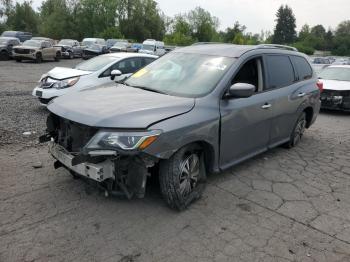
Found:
<box><xmin>226</xmin><ymin>83</ymin><xmax>255</xmax><ymax>98</ymax></box>
<box><xmin>110</xmin><ymin>69</ymin><xmax>122</xmax><ymax>80</ymax></box>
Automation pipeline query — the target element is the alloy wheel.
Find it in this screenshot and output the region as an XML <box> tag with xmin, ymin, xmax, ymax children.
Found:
<box><xmin>179</xmin><ymin>153</ymin><xmax>200</xmax><ymax>197</ymax></box>
<box><xmin>293</xmin><ymin>118</ymin><xmax>306</xmax><ymax>145</ymax></box>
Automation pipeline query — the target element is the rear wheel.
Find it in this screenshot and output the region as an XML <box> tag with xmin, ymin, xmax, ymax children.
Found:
<box><xmin>159</xmin><ymin>144</ymin><xmax>206</xmax><ymax>210</ymax></box>
<box><xmin>35</xmin><ymin>53</ymin><xmax>42</xmax><ymax>63</ymax></box>
<box><xmin>284</xmin><ymin>112</ymin><xmax>306</xmax><ymax>148</ymax></box>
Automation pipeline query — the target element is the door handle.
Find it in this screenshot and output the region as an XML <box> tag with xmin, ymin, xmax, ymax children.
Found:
<box><xmin>297</xmin><ymin>92</ymin><xmax>306</xmax><ymax>97</ymax></box>
<box><xmin>261</xmin><ymin>103</ymin><xmax>272</xmax><ymax>109</ymax></box>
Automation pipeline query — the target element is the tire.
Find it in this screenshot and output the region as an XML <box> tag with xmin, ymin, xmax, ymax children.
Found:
<box><xmin>54</xmin><ymin>52</ymin><xmax>61</xmax><ymax>62</ymax></box>
<box><xmin>159</xmin><ymin>144</ymin><xmax>206</xmax><ymax>211</ymax></box>
<box><xmin>0</xmin><ymin>51</ymin><xmax>9</xmax><ymax>60</ymax></box>
<box><xmin>69</xmin><ymin>51</ymin><xmax>74</xmax><ymax>59</ymax></box>
<box><xmin>35</xmin><ymin>53</ymin><xmax>42</xmax><ymax>63</ymax></box>
<box><xmin>70</xmin><ymin>170</ymin><xmax>80</xmax><ymax>179</ymax></box>
<box><xmin>284</xmin><ymin>112</ymin><xmax>307</xmax><ymax>148</ymax></box>
<box><xmin>16</xmin><ymin>58</ymin><xmax>22</xmax><ymax>62</ymax></box>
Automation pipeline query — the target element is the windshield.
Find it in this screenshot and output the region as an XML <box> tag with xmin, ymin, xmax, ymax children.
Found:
<box><xmin>142</xmin><ymin>44</ymin><xmax>155</xmax><ymax>51</ymax></box>
<box><xmin>82</xmin><ymin>40</ymin><xmax>95</xmax><ymax>47</ymax></box>
<box><xmin>59</xmin><ymin>40</ymin><xmax>74</xmax><ymax>46</ymax></box>
<box><xmin>1</xmin><ymin>32</ymin><xmax>15</xmax><ymax>37</ymax></box>
<box><xmin>319</xmin><ymin>67</ymin><xmax>350</xmax><ymax>81</ymax></box>
<box><xmin>23</xmin><ymin>40</ymin><xmax>41</xmax><ymax>47</ymax></box>
<box><xmin>113</xmin><ymin>42</ymin><xmax>128</xmax><ymax>48</ymax></box>
<box><xmin>0</xmin><ymin>38</ymin><xmax>9</xmax><ymax>45</ymax></box>
<box><xmin>124</xmin><ymin>52</ymin><xmax>235</xmax><ymax>97</ymax></box>
<box><xmin>75</xmin><ymin>56</ymin><xmax>117</xmax><ymax>71</ymax></box>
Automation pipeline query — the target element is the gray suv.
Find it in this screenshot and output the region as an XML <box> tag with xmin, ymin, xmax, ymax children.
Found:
<box><xmin>41</xmin><ymin>44</ymin><xmax>321</xmax><ymax>210</ymax></box>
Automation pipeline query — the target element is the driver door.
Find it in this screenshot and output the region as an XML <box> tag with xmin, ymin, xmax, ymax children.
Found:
<box><xmin>219</xmin><ymin>57</ymin><xmax>273</xmax><ymax>169</ymax></box>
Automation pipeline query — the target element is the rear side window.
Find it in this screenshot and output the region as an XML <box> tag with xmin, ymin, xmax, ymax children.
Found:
<box><xmin>291</xmin><ymin>56</ymin><xmax>313</xmax><ymax>81</ymax></box>
<box><xmin>265</xmin><ymin>55</ymin><xmax>295</xmax><ymax>89</ymax></box>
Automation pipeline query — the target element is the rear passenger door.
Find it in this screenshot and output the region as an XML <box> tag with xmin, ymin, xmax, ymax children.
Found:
<box><xmin>263</xmin><ymin>54</ymin><xmax>309</xmax><ymax>147</ymax></box>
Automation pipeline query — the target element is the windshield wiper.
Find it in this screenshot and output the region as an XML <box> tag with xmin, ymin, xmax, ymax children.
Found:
<box><xmin>127</xmin><ymin>85</ymin><xmax>169</xmax><ymax>95</ymax></box>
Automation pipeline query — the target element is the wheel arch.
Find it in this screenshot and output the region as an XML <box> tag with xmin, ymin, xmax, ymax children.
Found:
<box><xmin>162</xmin><ymin>140</ymin><xmax>216</xmax><ymax>173</ymax></box>
<box><xmin>303</xmin><ymin>106</ymin><xmax>314</xmax><ymax>128</ymax></box>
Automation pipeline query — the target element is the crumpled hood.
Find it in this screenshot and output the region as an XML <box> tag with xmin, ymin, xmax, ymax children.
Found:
<box><xmin>322</xmin><ymin>79</ymin><xmax>350</xmax><ymax>91</ymax></box>
<box><xmin>47</xmin><ymin>84</ymin><xmax>195</xmax><ymax>128</ymax></box>
<box><xmin>45</xmin><ymin>67</ymin><xmax>92</xmax><ymax>80</ymax></box>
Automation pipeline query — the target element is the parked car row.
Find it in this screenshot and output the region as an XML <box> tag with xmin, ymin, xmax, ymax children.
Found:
<box><xmin>0</xmin><ymin>30</ymin><xmax>171</xmax><ymax>61</ymax></box>
<box><xmin>36</xmin><ymin>44</ymin><xmax>325</xmax><ymax>210</ymax></box>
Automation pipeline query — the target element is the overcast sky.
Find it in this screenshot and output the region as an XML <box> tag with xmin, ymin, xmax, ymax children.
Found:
<box><xmin>29</xmin><ymin>0</ymin><xmax>350</xmax><ymax>33</ymax></box>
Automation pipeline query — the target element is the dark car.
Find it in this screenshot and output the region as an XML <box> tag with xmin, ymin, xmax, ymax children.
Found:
<box><xmin>54</xmin><ymin>39</ymin><xmax>82</xmax><ymax>59</ymax></box>
<box><xmin>41</xmin><ymin>44</ymin><xmax>321</xmax><ymax>210</ymax></box>
<box><xmin>0</xmin><ymin>37</ymin><xmax>20</xmax><ymax>60</ymax></box>
<box><xmin>0</xmin><ymin>31</ymin><xmax>32</xmax><ymax>42</ymax></box>
<box><xmin>81</xmin><ymin>38</ymin><xmax>108</xmax><ymax>60</ymax></box>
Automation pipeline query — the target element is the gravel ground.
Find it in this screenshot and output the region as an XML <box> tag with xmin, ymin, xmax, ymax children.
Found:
<box><xmin>1</xmin><ymin>59</ymin><xmax>350</xmax><ymax>262</ymax></box>
<box><xmin>0</xmin><ymin>59</ymin><xmax>80</xmax><ymax>147</ymax></box>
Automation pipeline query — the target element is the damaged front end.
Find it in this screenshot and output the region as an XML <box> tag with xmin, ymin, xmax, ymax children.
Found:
<box><xmin>40</xmin><ymin>113</ymin><xmax>160</xmax><ymax>199</ymax></box>
<box><xmin>320</xmin><ymin>90</ymin><xmax>350</xmax><ymax>111</ymax></box>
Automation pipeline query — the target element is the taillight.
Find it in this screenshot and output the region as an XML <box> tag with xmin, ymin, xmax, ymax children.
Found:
<box><xmin>316</xmin><ymin>80</ymin><xmax>323</xmax><ymax>93</ymax></box>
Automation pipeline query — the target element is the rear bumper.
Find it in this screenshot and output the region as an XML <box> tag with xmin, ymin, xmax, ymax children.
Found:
<box><xmin>49</xmin><ymin>142</ymin><xmax>115</xmax><ymax>182</ymax></box>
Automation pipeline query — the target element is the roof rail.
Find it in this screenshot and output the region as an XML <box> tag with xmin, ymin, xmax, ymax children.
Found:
<box><xmin>256</xmin><ymin>44</ymin><xmax>298</xmax><ymax>52</ymax></box>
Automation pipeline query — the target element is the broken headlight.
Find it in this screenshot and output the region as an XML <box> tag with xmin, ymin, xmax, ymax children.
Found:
<box><xmin>85</xmin><ymin>130</ymin><xmax>161</xmax><ymax>151</ymax></box>
<box><xmin>53</xmin><ymin>77</ymin><xmax>80</xmax><ymax>89</ymax></box>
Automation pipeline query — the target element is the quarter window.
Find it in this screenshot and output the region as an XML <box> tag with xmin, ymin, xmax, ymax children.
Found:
<box><xmin>266</xmin><ymin>55</ymin><xmax>295</xmax><ymax>89</ymax></box>
<box><xmin>291</xmin><ymin>56</ymin><xmax>313</xmax><ymax>81</ymax></box>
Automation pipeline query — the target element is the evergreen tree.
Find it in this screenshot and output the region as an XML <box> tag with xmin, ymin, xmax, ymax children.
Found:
<box><xmin>272</xmin><ymin>5</ymin><xmax>296</xmax><ymax>44</ymax></box>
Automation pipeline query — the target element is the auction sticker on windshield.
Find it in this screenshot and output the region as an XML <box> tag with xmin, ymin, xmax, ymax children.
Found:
<box><xmin>133</xmin><ymin>68</ymin><xmax>148</xmax><ymax>78</ymax></box>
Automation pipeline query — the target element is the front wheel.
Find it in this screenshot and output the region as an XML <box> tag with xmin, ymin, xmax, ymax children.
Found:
<box><xmin>284</xmin><ymin>112</ymin><xmax>306</xmax><ymax>148</ymax></box>
<box><xmin>159</xmin><ymin>144</ymin><xmax>206</xmax><ymax>210</ymax></box>
<box><xmin>0</xmin><ymin>51</ymin><xmax>9</xmax><ymax>60</ymax></box>
<box><xmin>69</xmin><ymin>51</ymin><xmax>74</xmax><ymax>59</ymax></box>
<box><xmin>35</xmin><ymin>53</ymin><xmax>42</xmax><ymax>63</ymax></box>
<box><xmin>54</xmin><ymin>52</ymin><xmax>61</xmax><ymax>62</ymax></box>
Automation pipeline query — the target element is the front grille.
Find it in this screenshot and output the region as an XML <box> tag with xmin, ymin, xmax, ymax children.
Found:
<box><xmin>14</xmin><ymin>49</ymin><xmax>30</xmax><ymax>54</ymax></box>
<box><xmin>49</xmin><ymin>114</ymin><xmax>98</xmax><ymax>152</ymax></box>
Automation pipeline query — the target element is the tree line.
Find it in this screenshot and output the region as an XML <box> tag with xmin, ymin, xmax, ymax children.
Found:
<box><xmin>0</xmin><ymin>0</ymin><xmax>349</xmax><ymax>55</ymax></box>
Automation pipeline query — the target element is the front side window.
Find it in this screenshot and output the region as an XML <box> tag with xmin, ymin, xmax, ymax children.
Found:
<box><xmin>232</xmin><ymin>58</ymin><xmax>263</xmax><ymax>92</ymax></box>
<box><xmin>291</xmin><ymin>56</ymin><xmax>313</xmax><ymax>81</ymax></box>
<box><xmin>125</xmin><ymin>52</ymin><xmax>235</xmax><ymax>97</ymax></box>
<box><xmin>266</xmin><ymin>55</ymin><xmax>295</xmax><ymax>89</ymax></box>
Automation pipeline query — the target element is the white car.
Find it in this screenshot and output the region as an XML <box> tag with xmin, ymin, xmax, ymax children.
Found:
<box><xmin>319</xmin><ymin>65</ymin><xmax>350</xmax><ymax>111</ymax></box>
<box><xmin>32</xmin><ymin>53</ymin><xmax>157</xmax><ymax>105</ymax></box>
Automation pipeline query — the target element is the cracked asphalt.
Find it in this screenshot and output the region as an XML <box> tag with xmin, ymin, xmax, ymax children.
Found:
<box><xmin>1</xmin><ymin>59</ymin><xmax>350</xmax><ymax>262</ymax></box>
